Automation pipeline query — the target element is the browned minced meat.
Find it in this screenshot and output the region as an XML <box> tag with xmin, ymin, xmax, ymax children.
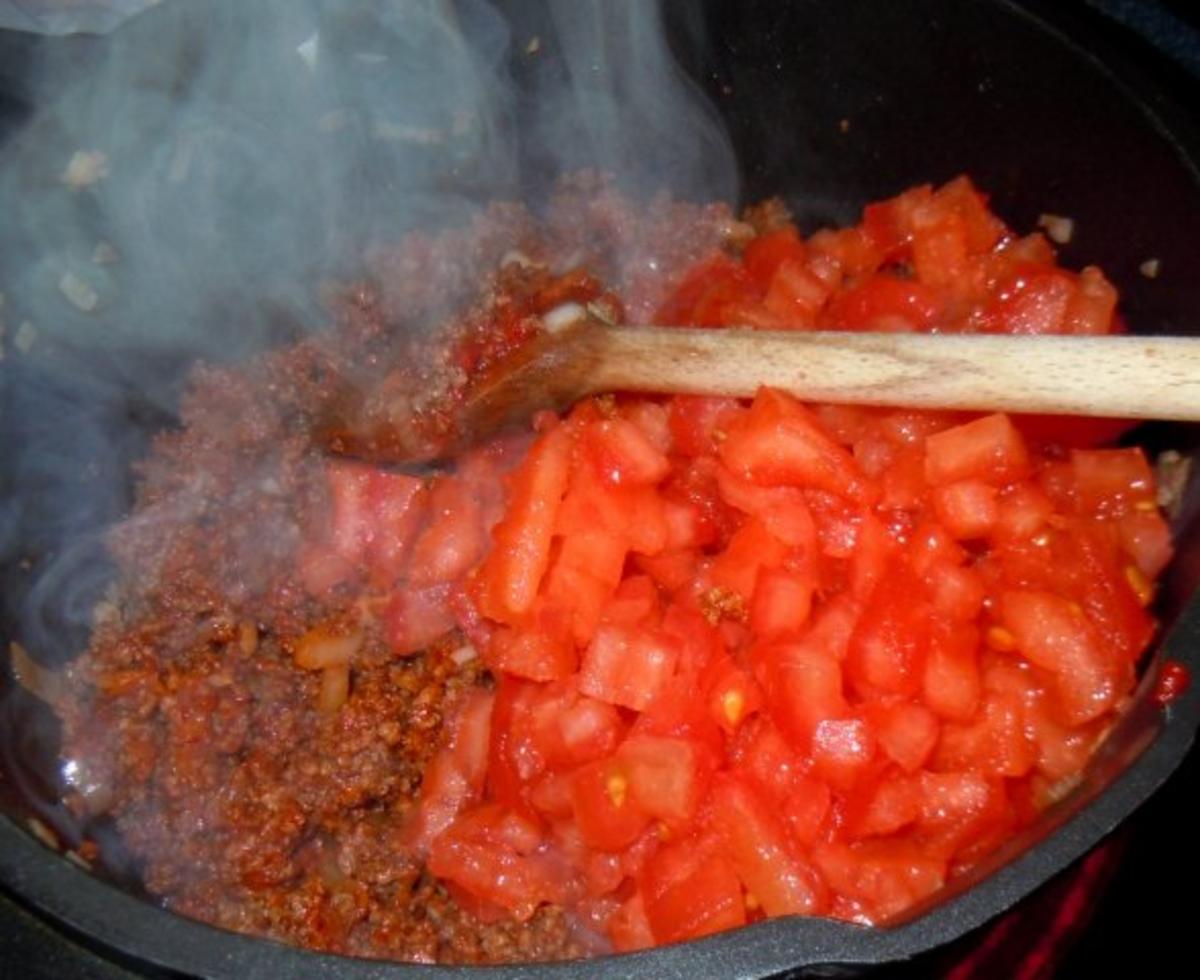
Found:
<box><xmin>54</xmin><ymin>183</ymin><xmax>736</xmax><ymax>964</ymax></box>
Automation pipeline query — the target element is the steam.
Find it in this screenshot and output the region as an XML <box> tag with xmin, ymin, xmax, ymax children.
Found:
<box><xmin>0</xmin><ymin>0</ymin><xmax>735</xmax><ymax>838</ymax></box>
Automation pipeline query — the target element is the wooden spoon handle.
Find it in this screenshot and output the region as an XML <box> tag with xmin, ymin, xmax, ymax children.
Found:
<box><xmin>591</xmin><ymin>328</ymin><xmax>1200</xmax><ymax>420</ymax></box>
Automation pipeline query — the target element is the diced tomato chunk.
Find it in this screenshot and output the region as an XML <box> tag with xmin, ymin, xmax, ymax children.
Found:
<box><xmin>1070</xmin><ymin>448</ymin><xmax>1156</xmax><ymax>518</ymax></box>
<box><xmin>709</xmin><ymin>775</ymin><xmax>828</xmax><ymax>917</ymax></box>
<box><xmin>932</xmin><ymin>479</ymin><xmax>998</xmax><ymax>540</ymax></box>
<box><xmin>585</xmin><ymin>417</ymin><xmax>671</xmax><ymax>486</ymax></box>
<box><xmin>925</xmin><ymin>414</ymin><xmax>1030</xmax><ymax>487</ymax></box>
<box><xmin>579</xmin><ymin>625</ymin><xmax>680</xmax><ymax>712</ymax></box>
<box><xmin>642</xmin><ymin>838</ymin><xmax>747</xmax><ymax>944</ymax></box>
<box><xmin>721</xmin><ymin>389</ymin><xmax>870</xmax><ymax>502</ymax></box>
<box><xmin>570</xmin><ymin>756</ymin><xmax>653</xmax><ymax>852</ymax></box>
<box><xmin>476</xmin><ymin>425</ymin><xmax>573</xmax><ymax>623</ymax></box>
<box><xmin>424</xmin><ymin>179</ymin><xmax>1171</xmax><ymax>947</ymax></box>
<box><xmin>998</xmin><ymin>590</ymin><xmax>1124</xmax><ymax>724</ymax></box>
<box><xmin>813</xmin><ymin>840</ymin><xmax>946</xmax><ymax>922</ymax></box>
<box><xmin>618</xmin><ymin>734</ymin><xmax>707</xmax><ymax>825</ymax></box>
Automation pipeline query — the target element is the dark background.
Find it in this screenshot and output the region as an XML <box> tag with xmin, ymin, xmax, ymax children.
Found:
<box><xmin>2</xmin><ymin>1</ymin><xmax>1198</xmax><ymax>977</ymax></box>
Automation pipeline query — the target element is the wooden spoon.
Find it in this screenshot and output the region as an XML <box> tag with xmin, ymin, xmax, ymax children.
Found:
<box><xmin>323</xmin><ymin>314</ymin><xmax>1200</xmax><ymax>465</ymax></box>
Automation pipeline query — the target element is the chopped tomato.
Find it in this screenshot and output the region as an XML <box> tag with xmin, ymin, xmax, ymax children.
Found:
<box><xmin>722</xmin><ymin>389</ymin><xmax>870</xmax><ymax>502</ymax></box>
<box><xmin>710</xmin><ymin>774</ymin><xmax>828</xmax><ymax>916</ymax></box>
<box><xmin>925</xmin><ymin>413</ymin><xmax>1030</xmax><ymax>487</ymax></box>
<box><xmin>579</xmin><ymin>625</ymin><xmax>680</xmax><ymax>712</ymax></box>
<box><xmin>641</xmin><ymin>837</ymin><xmax>747</xmax><ymax>943</ymax></box>
<box><xmin>340</xmin><ymin>177</ymin><xmax>1174</xmax><ymax>947</ymax></box>
<box><xmin>476</xmin><ymin>424</ymin><xmax>573</xmax><ymax>623</ymax></box>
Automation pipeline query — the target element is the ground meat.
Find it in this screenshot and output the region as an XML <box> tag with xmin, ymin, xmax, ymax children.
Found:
<box><xmin>55</xmin><ymin>182</ymin><xmax>732</xmax><ymax>964</ymax></box>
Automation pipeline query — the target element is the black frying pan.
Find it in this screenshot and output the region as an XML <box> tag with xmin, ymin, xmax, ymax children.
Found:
<box><xmin>2</xmin><ymin>1</ymin><xmax>1199</xmax><ymax>976</ymax></box>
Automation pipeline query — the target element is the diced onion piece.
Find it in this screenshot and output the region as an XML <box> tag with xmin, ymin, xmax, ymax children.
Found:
<box><xmin>318</xmin><ymin>664</ymin><xmax>350</xmax><ymax>714</ymax></box>
<box><xmin>1037</xmin><ymin>213</ymin><xmax>1074</xmax><ymax>245</ymax></box>
<box><xmin>542</xmin><ymin>302</ymin><xmax>586</xmax><ymax>334</ymax></box>
<box><xmin>450</xmin><ymin>644</ymin><xmax>478</xmax><ymax>666</ymax></box>
<box><xmin>294</xmin><ymin>626</ymin><xmax>362</xmax><ymax>670</ymax></box>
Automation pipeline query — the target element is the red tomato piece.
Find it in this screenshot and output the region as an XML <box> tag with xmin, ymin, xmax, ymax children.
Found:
<box><xmin>709</xmin><ymin>775</ymin><xmax>828</xmax><ymax>917</ymax></box>
<box><xmin>845</xmin><ymin>772</ymin><xmax>923</xmax><ymax>838</ymax></box>
<box><xmin>579</xmin><ymin>625</ymin><xmax>681</xmax><ymax>712</ymax></box>
<box><xmin>366</xmin><ymin>469</ymin><xmax>429</xmax><ymax>585</ymax></box>
<box><xmin>667</xmin><ymin>396</ymin><xmax>746</xmax><ymax>457</ymax></box>
<box><xmin>997</xmin><ymin>590</ymin><xmax>1124</xmax><ymax>724</ymax></box>
<box><xmin>810</xmin><ymin>715</ymin><xmax>877</xmax><ymax>791</ymax></box>
<box><xmin>608</xmin><ymin>892</ymin><xmax>655</xmax><ymax>953</ymax></box>
<box><xmin>925</xmin><ymin>561</ymin><xmax>986</xmax><ymax>622</ymax></box>
<box><xmin>477</xmin><ymin>425</ymin><xmax>573</xmax><ymax>623</ymax></box>
<box><xmin>1070</xmin><ymin>448</ymin><xmax>1156</xmax><ymax>518</ymax></box>
<box><xmin>486</xmin><ymin>605</ymin><xmax>577</xmax><ymax>682</ymax></box>
<box><xmin>721</xmin><ymin>389</ymin><xmax>871</xmax><ymax>502</ymax></box>
<box><xmin>428</xmin><ymin>809</ymin><xmax>566</xmax><ymax>921</ymax></box>
<box><xmin>585</xmin><ymin>417</ymin><xmax>672</xmax><ymax>486</ymax></box>
<box><xmin>922</xmin><ymin>621</ymin><xmax>982</xmax><ymax>722</ymax></box>
<box><xmin>618</xmin><ymin>734</ymin><xmax>707</xmax><ymax>825</ymax></box>
<box><xmin>782</xmin><ymin>776</ymin><xmax>833</xmax><ymax>846</ymax></box>
<box><xmin>924</xmin><ymin>413</ymin><xmax>1030</xmax><ymax>487</ymax></box>
<box><xmin>989</xmin><ymin>267</ymin><xmax>1075</xmax><ymax>335</ymax></box>
<box><xmin>703</xmin><ymin>656</ymin><xmax>764</xmax><ymax>734</ymax></box>
<box><xmin>762</xmin><ymin>257</ymin><xmax>830</xmax><ymax>326</ymax></box>
<box><xmin>1119</xmin><ymin>509</ymin><xmax>1173</xmax><ymax>579</ymax></box>
<box><xmin>641</xmin><ymin>838</ymin><xmax>747</xmax><ymax>944</ymax></box>
<box><xmin>751</xmin><ymin>566</ymin><xmax>815</xmax><ymax>638</ymax></box>
<box><xmin>570</xmin><ymin>756</ymin><xmax>653</xmax><ymax>851</ymax></box>
<box><xmin>932</xmin><ymin>479</ymin><xmax>999</xmax><ymax>540</ymax></box>
<box><xmin>826</xmin><ymin>275</ymin><xmax>942</xmax><ymax>332</ymax></box>
<box><xmin>846</xmin><ymin>566</ymin><xmax>931</xmax><ymax>699</ymax></box>
<box><xmin>1064</xmin><ymin>266</ymin><xmax>1118</xmax><ymax>335</ymax></box>
<box><xmin>813</xmin><ymin>840</ymin><xmax>946</xmax><ymax>923</ymax></box>
<box><xmin>744</xmin><ymin>225</ymin><xmax>808</xmax><ymax>288</ymax></box>
<box><xmin>872</xmin><ymin>701</ymin><xmax>940</xmax><ymax>773</ymax></box>
<box><xmin>709</xmin><ymin>517</ymin><xmax>790</xmax><ymax>601</ymax></box>
<box><xmin>757</xmin><ymin>638</ymin><xmax>848</xmax><ymax>745</ymax></box>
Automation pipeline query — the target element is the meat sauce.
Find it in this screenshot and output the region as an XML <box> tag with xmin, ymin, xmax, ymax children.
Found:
<box><xmin>54</xmin><ymin>176</ymin><xmax>1171</xmax><ymax>962</ymax></box>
